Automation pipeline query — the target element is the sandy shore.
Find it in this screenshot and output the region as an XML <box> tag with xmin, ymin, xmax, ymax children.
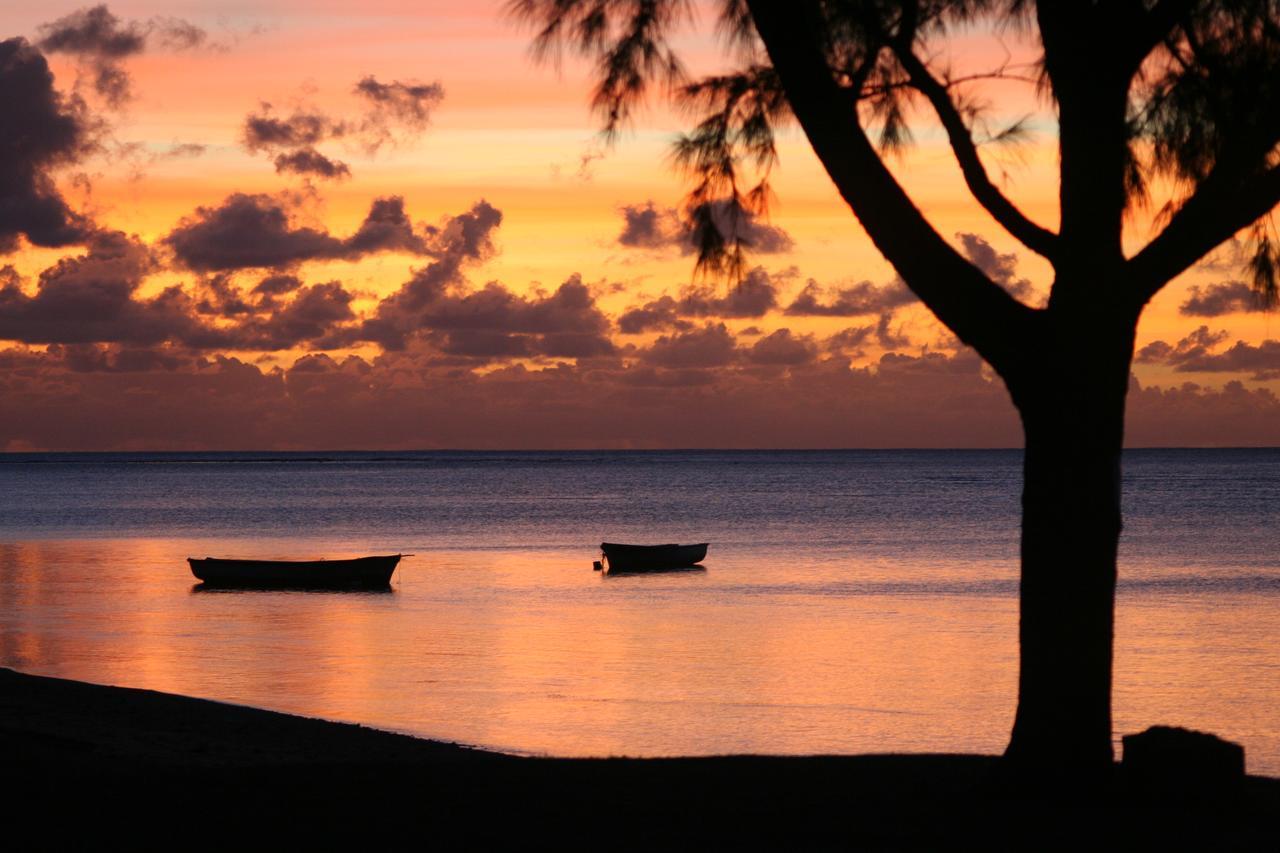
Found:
<box><xmin>2</xmin><ymin>667</ymin><xmax>1276</xmax><ymax>849</ymax></box>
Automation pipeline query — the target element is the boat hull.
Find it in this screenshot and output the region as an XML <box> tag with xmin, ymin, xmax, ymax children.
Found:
<box><xmin>601</xmin><ymin>542</ymin><xmax>708</xmax><ymax>573</ymax></box>
<box><xmin>188</xmin><ymin>555</ymin><xmax>401</xmax><ymax>589</ymax></box>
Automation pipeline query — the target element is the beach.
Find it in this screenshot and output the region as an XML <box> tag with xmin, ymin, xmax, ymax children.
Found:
<box><xmin>4</xmin><ymin>666</ymin><xmax>1278</xmax><ymax>849</ymax></box>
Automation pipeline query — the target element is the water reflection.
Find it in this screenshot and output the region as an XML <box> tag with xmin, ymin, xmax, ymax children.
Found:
<box><xmin>0</xmin><ymin>536</ymin><xmax>1277</xmax><ymax>775</ymax></box>
<box><xmin>191</xmin><ymin>584</ymin><xmax>396</xmax><ymax>595</ymax></box>
<box><xmin>602</xmin><ymin>565</ymin><xmax>709</xmax><ymax>577</ymax></box>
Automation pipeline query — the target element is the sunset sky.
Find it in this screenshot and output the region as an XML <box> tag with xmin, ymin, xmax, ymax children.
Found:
<box><xmin>2</xmin><ymin>1</ymin><xmax>1278</xmax><ymax>450</ymax></box>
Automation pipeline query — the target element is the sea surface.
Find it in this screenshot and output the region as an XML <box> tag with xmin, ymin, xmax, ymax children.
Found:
<box><xmin>1</xmin><ymin>449</ymin><xmax>1277</xmax><ymax>773</ymax></box>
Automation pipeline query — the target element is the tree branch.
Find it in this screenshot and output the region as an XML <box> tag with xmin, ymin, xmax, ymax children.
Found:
<box><xmin>1131</xmin><ymin>0</ymin><xmax>1196</xmax><ymax>63</ymax></box>
<box><xmin>744</xmin><ymin>0</ymin><xmax>1039</xmax><ymax>381</ymax></box>
<box><xmin>1129</xmin><ymin>164</ymin><xmax>1280</xmax><ymax>304</ymax></box>
<box><xmin>891</xmin><ymin>46</ymin><xmax>1059</xmax><ymax>261</ymax></box>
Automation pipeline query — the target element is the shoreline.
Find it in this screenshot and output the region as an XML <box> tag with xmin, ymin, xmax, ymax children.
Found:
<box><xmin>3</xmin><ymin>667</ymin><xmax>1277</xmax><ymax>848</ymax></box>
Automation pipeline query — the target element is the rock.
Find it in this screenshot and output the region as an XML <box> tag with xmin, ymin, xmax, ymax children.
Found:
<box><xmin>1122</xmin><ymin>726</ymin><xmax>1245</xmax><ymax>800</ymax></box>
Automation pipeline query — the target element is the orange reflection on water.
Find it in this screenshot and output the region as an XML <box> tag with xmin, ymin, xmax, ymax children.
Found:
<box><xmin>1</xmin><ymin>538</ymin><xmax>1276</xmax><ymax>773</ymax></box>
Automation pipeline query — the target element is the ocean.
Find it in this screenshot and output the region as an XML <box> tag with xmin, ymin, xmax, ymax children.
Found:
<box><xmin>1</xmin><ymin>449</ymin><xmax>1277</xmax><ymax>772</ymax></box>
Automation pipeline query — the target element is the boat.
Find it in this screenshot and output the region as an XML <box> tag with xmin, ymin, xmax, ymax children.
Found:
<box><xmin>599</xmin><ymin>542</ymin><xmax>708</xmax><ymax>572</ymax></box>
<box><xmin>188</xmin><ymin>554</ymin><xmax>404</xmax><ymax>589</ymax></box>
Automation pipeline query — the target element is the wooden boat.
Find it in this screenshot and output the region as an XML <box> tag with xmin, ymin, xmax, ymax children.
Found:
<box><xmin>600</xmin><ymin>542</ymin><xmax>708</xmax><ymax>573</ymax></box>
<box><xmin>188</xmin><ymin>554</ymin><xmax>403</xmax><ymax>589</ymax></box>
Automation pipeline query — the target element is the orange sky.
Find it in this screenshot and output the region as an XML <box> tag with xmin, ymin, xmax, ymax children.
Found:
<box><xmin>1</xmin><ymin>2</ymin><xmax>1277</xmax><ymax>450</ymax></box>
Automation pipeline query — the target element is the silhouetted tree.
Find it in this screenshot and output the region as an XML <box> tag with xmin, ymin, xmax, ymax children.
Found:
<box><xmin>510</xmin><ymin>0</ymin><xmax>1280</xmax><ymax>782</ymax></box>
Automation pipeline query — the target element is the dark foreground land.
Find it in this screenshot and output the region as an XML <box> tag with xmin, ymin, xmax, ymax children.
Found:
<box><xmin>2</xmin><ymin>668</ymin><xmax>1277</xmax><ymax>850</ymax></box>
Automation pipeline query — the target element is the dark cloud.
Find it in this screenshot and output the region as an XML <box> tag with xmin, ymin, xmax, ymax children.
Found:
<box><xmin>164</xmin><ymin>193</ymin><xmax>436</xmax><ymax>271</ymax></box>
<box><xmin>746</xmin><ymin>328</ymin><xmax>817</xmax><ymax>366</ymax></box>
<box><xmin>617</xmin><ymin>296</ymin><xmax>687</xmax><ymax>334</ymax></box>
<box><xmin>679</xmin><ymin>267</ymin><xmax>780</xmax><ymax>317</ymax></box>
<box><xmin>0</xmin><ymin>38</ymin><xmax>95</xmax><ymax>252</ymax></box>
<box><xmin>786</xmin><ymin>278</ymin><xmax>917</xmax><ymax>317</ymax></box>
<box><xmin>825</xmin><ymin>325</ymin><xmax>876</xmax><ymax>353</ymax></box>
<box><xmin>618</xmin><ymin>203</ymin><xmax>679</xmax><ymax>250</ymax></box>
<box><xmin>241</xmin><ymin>281</ymin><xmax>356</xmax><ymax>350</ymax></box>
<box><xmin>242</xmin><ymin>76</ymin><xmax>443</xmax><ymax>180</ymax></box>
<box><xmin>244</xmin><ymin>109</ymin><xmax>345</xmax><ymax>150</ymax></box>
<box><xmin>1134</xmin><ymin>326</ymin><xmax>1280</xmax><ymax>381</ymax></box>
<box><xmin>420</xmin><ymin>199</ymin><xmax>503</xmax><ymax>260</ymax></box>
<box><xmin>0</xmin><ymin>342</ymin><xmax>1021</xmax><ymax>450</ymax></box>
<box><xmin>0</xmin><ymin>230</ymin><xmax>361</xmax><ymax>352</ymax></box>
<box><xmin>1179</xmin><ymin>280</ymin><xmax>1268</xmax><ymax>317</ymax></box>
<box><xmin>357</xmin><ymin>201</ymin><xmax>504</xmax><ymax>349</ymax></box>
<box><xmin>617</xmin><ymin>200</ymin><xmax>793</xmax><ymax>255</ymax></box>
<box><xmin>956</xmin><ymin>233</ymin><xmax>1035</xmax><ymax>301</ymax></box>
<box><xmin>363</xmin><ymin>272</ymin><xmax>612</xmax><ymax>359</ymax></box>
<box><xmin>1135</xmin><ymin>326</ymin><xmax>1230</xmax><ymax>366</ymax></box>
<box><xmin>354</xmin><ymin>76</ymin><xmax>444</xmax><ymax>150</ymax></box>
<box><xmin>877</xmin><ymin>349</ymin><xmax>986</xmax><ymax>377</ymax></box>
<box><xmin>52</xmin><ymin>342</ymin><xmax>193</xmax><ymax>373</ymax></box>
<box><xmin>37</xmin><ymin>5</ymin><xmax>208</xmax><ymax>106</ymax></box>
<box><xmin>642</xmin><ymin>323</ymin><xmax>738</xmax><ymax>369</ymax></box>
<box><xmin>8</xmin><ymin>337</ymin><xmax>1280</xmax><ymax>451</ymax></box>
<box><xmin>243</xmin><ymin>108</ymin><xmax>351</xmax><ymax>180</ymax></box>
<box><xmin>1172</xmin><ymin>340</ymin><xmax>1280</xmax><ymax>380</ymax></box>
<box><xmin>195</xmin><ymin>273</ymin><xmax>257</xmax><ymax>317</ymax></box>
<box><xmin>0</xmin><ymin>231</ymin><xmax>196</xmax><ymax>345</ymax></box>
<box><xmin>873</xmin><ymin>313</ymin><xmax>912</xmax><ymax>350</ymax></box>
<box><xmin>347</xmin><ymin>196</ymin><xmax>429</xmax><ymax>255</ymax></box>
<box><xmin>271</xmin><ymin>148</ymin><xmax>351</xmax><ymax>180</ymax></box>
<box><xmin>165</xmin><ymin>193</ymin><xmax>342</xmax><ymax>271</ymax></box>
<box><xmin>252</xmin><ymin>274</ymin><xmax>303</xmax><ymax>297</ymax></box>
<box><xmin>617</xmin><ymin>266</ymin><xmax>779</xmax><ymax>333</ymax></box>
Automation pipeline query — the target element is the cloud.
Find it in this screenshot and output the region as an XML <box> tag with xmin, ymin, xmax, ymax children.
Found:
<box><xmin>616</xmin><ymin>200</ymin><xmax>793</xmax><ymax>255</ymax></box>
<box><xmin>237</xmin><ymin>281</ymin><xmax>356</xmax><ymax>350</ymax></box>
<box><xmin>241</xmin><ymin>106</ymin><xmax>353</xmax><ymax>178</ymax></box>
<box><xmin>1173</xmin><ymin>340</ymin><xmax>1280</xmax><ymax>380</ymax></box>
<box><xmin>746</xmin><ymin>328</ymin><xmax>817</xmax><ymax>366</ymax></box>
<box><xmin>825</xmin><ymin>325</ymin><xmax>876</xmax><ymax>353</ymax></box>
<box><xmin>617</xmin><ymin>266</ymin><xmax>780</xmax><ymax>333</ymax></box>
<box><xmin>156</xmin><ymin>142</ymin><xmax>205</xmax><ymax>160</ymax></box>
<box><xmin>0</xmin><ymin>342</ymin><xmax>1024</xmax><ymax>450</ymax></box>
<box><xmin>242</xmin><ymin>75</ymin><xmax>443</xmax><ymax>180</ymax></box>
<box><xmin>955</xmin><ymin>233</ymin><xmax>1035</xmax><ymax>301</ymax></box>
<box><xmin>36</xmin><ymin>5</ymin><xmax>209</xmax><ymax>106</ymax></box>
<box><xmin>0</xmin><ymin>38</ymin><xmax>96</xmax><ymax>252</ymax></box>
<box><xmin>1135</xmin><ymin>326</ymin><xmax>1230</xmax><ymax>366</ymax></box>
<box><xmin>785</xmin><ymin>278</ymin><xmax>916</xmax><ymax>316</ymax></box>
<box><xmin>618</xmin><ymin>203</ymin><xmax>681</xmax><ymax>250</ymax></box>
<box><xmin>271</xmin><ymin>148</ymin><xmax>351</xmax><ymax>180</ymax></box>
<box><xmin>357</xmin><ymin>201</ymin><xmax>504</xmax><ymax>349</ymax></box>
<box><xmin>642</xmin><ymin>323</ymin><xmax>738</xmax><ymax>368</ymax></box>
<box><xmin>243</xmin><ymin>109</ymin><xmax>343</xmax><ymax>150</ymax></box>
<box><xmin>164</xmin><ymin>193</ymin><xmax>433</xmax><ymax>271</ymax></box>
<box><xmin>1127</xmin><ymin>379</ymin><xmax>1280</xmax><ymax>446</ymax></box>
<box><xmin>1179</xmin><ymin>280</ymin><xmax>1268</xmax><ymax>317</ymax></box>
<box><xmin>1135</xmin><ymin>325</ymin><xmax>1280</xmax><ymax>380</ymax></box>
<box><xmin>252</xmin><ymin>273</ymin><xmax>303</xmax><ymax>297</ymax></box>
<box><xmin>354</xmin><ymin>76</ymin><xmax>444</xmax><ymax>151</ymax></box>
<box><xmin>8</xmin><ymin>334</ymin><xmax>1280</xmax><ymax>450</ymax></box>
<box><xmin>346</xmin><ymin>196</ymin><xmax>430</xmax><ymax>255</ymax></box>
<box><xmin>617</xmin><ymin>296</ymin><xmax>687</xmax><ymax>334</ymax></box>
<box><xmin>362</xmin><ymin>271</ymin><xmax>613</xmax><ymax>359</ymax></box>
<box><xmin>164</xmin><ymin>193</ymin><xmax>341</xmax><ymax>271</ymax></box>
<box><xmin>0</xmin><ymin>231</ymin><xmax>363</xmax><ymax>352</ymax></box>
<box><xmin>0</xmin><ymin>231</ymin><xmax>214</xmax><ymax>347</ymax></box>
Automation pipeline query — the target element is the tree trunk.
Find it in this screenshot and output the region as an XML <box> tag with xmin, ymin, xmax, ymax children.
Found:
<box><xmin>1002</xmin><ymin>327</ymin><xmax>1133</xmax><ymax>786</ymax></box>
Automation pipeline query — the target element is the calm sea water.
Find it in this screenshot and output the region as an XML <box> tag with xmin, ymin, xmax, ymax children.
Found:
<box><xmin>1</xmin><ymin>450</ymin><xmax>1277</xmax><ymax>772</ymax></box>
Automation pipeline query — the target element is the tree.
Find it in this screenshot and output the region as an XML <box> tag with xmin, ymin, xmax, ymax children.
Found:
<box><xmin>509</xmin><ymin>1</ymin><xmax>1280</xmax><ymax>781</ymax></box>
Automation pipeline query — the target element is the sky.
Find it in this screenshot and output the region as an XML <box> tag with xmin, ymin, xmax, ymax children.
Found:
<box><xmin>1</xmin><ymin>1</ymin><xmax>1278</xmax><ymax>450</ymax></box>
